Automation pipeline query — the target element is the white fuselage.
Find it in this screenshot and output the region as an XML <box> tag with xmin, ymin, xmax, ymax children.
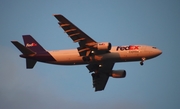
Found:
<box><xmin>47</xmin><ymin>45</ymin><xmax>162</xmax><ymax>65</ymax></box>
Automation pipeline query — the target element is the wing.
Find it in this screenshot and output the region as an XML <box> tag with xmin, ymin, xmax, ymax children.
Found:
<box><xmin>54</xmin><ymin>14</ymin><xmax>97</xmax><ymax>56</ymax></box>
<box><xmin>87</xmin><ymin>62</ymin><xmax>114</xmax><ymax>91</ymax></box>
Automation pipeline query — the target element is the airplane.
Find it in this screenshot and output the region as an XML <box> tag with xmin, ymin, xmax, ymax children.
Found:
<box><xmin>11</xmin><ymin>14</ymin><xmax>162</xmax><ymax>91</ymax></box>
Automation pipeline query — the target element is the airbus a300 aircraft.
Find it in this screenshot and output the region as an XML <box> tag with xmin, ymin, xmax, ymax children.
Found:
<box><xmin>11</xmin><ymin>14</ymin><xmax>162</xmax><ymax>91</ymax></box>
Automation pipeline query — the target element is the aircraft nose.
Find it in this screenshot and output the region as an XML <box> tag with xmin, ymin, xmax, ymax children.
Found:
<box><xmin>155</xmin><ymin>49</ymin><xmax>162</xmax><ymax>56</ymax></box>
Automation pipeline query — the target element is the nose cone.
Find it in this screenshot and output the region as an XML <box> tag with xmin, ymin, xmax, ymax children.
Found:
<box><xmin>155</xmin><ymin>49</ymin><xmax>162</xmax><ymax>56</ymax></box>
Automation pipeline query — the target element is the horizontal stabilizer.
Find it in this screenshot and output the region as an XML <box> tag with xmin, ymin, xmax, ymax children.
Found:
<box><xmin>11</xmin><ymin>41</ymin><xmax>35</xmax><ymax>55</ymax></box>
<box><xmin>26</xmin><ymin>59</ymin><xmax>37</xmax><ymax>69</ymax></box>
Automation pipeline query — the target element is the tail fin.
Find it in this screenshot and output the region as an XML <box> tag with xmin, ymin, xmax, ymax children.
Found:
<box><xmin>23</xmin><ymin>35</ymin><xmax>46</xmax><ymax>53</ymax></box>
<box><xmin>11</xmin><ymin>41</ymin><xmax>37</xmax><ymax>69</ymax></box>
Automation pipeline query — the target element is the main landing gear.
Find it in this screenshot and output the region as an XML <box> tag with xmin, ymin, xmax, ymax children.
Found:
<box><xmin>140</xmin><ymin>57</ymin><xmax>146</xmax><ymax>66</ymax></box>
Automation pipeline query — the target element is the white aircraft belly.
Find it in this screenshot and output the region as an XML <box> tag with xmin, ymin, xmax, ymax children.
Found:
<box><xmin>48</xmin><ymin>50</ymin><xmax>84</xmax><ymax>65</ymax></box>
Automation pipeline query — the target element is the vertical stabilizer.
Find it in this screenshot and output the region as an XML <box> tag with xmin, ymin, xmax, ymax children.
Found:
<box><xmin>23</xmin><ymin>35</ymin><xmax>46</xmax><ymax>53</ymax></box>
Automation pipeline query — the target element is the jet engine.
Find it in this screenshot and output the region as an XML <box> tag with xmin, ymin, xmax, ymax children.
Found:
<box><xmin>110</xmin><ymin>70</ymin><xmax>126</xmax><ymax>78</ymax></box>
<box><xmin>94</xmin><ymin>42</ymin><xmax>112</xmax><ymax>51</ymax></box>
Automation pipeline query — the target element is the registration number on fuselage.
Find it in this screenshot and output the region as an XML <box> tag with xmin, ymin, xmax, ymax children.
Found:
<box><xmin>128</xmin><ymin>51</ymin><xmax>139</xmax><ymax>53</ymax></box>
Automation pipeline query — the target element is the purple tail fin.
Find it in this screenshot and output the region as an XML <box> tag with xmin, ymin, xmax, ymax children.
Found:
<box><xmin>23</xmin><ymin>35</ymin><xmax>46</xmax><ymax>53</ymax></box>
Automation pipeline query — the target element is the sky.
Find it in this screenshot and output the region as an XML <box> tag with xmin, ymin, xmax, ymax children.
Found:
<box><xmin>0</xmin><ymin>0</ymin><xmax>180</xmax><ymax>109</ymax></box>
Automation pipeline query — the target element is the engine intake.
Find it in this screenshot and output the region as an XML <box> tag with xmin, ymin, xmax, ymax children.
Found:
<box><xmin>110</xmin><ymin>70</ymin><xmax>126</xmax><ymax>78</ymax></box>
<box><xmin>95</xmin><ymin>42</ymin><xmax>112</xmax><ymax>51</ymax></box>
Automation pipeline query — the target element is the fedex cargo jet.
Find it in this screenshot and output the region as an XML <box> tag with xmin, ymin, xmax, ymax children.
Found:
<box><xmin>11</xmin><ymin>14</ymin><xmax>162</xmax><ymax>91</ymax></box>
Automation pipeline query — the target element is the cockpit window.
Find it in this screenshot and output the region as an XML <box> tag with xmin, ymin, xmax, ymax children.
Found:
<box><xmin>152</xmin><ymin>47</ymin><xmax>157</xmax><ymax>49</ymax></box>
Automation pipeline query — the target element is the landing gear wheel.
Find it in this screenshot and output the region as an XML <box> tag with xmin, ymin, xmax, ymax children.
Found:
<box><xmin>140</xmin><ymin>62</ymin><xmax>144</xmax><ymax>66</ymax></box>
<box><xmin>140</xmin><ymin>57</ymin><xmax>145</xmax><ymax>66</ymax></box>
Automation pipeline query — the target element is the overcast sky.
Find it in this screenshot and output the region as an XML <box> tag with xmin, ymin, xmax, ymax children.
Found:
<box><xmin>0</xmin><ymin>0</ymin><xmax>180</xmax><ymax>109</ymax></box>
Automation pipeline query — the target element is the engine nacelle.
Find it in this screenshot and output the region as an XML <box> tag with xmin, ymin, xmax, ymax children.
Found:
<box><xmin>95</xmin><ymin>42</ymin><xmax>112</xmax><ymax>51</ymax></box>
<box><xmin>110</xmin><ymin>70</ymin><xmax>126</xmax><ymax>78</ymax></box>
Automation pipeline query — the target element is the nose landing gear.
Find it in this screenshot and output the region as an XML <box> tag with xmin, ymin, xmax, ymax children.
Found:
<box><xmin>140</xmin><ymin>61</ymin><xmax>144</xmax><ymax>66</ymax></box>
<box><xmin>140</xmin><ymin>57</ymin><xmax>146</xmax><ymax>66</ymax></box>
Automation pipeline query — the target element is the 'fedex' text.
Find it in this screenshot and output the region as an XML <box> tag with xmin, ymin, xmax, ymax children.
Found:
<box><xmin>26</xmin><ymin>43</ymin><xmax>37</xmax><ymax>47</ymax></box>
<box><xmin>116</xmin><ymin>45</ymin><xmax>139</xmax><ymax>51</ymax></box>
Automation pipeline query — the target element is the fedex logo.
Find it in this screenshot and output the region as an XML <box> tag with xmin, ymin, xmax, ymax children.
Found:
<box><xmin>26</xmin><ymin>43</ymin><xmax>37</xmax><ymax>47</ymax></box>
<box><xmin>116</xmin><ymin>45</ymin><xmax>139</xmax><ymax>51</ymax></box>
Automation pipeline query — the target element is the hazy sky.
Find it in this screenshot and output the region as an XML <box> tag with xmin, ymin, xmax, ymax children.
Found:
<box><xmin>0</xmin><ymin>0</ymin><xmax>180</xmax><ymax>109</ymax></box>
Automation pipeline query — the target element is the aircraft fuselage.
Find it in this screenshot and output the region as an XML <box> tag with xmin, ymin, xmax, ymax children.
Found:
<box><xmin>20</xmin><ymin>45</ymin><xmax>162</xmax><ymax>65</ymax></box>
